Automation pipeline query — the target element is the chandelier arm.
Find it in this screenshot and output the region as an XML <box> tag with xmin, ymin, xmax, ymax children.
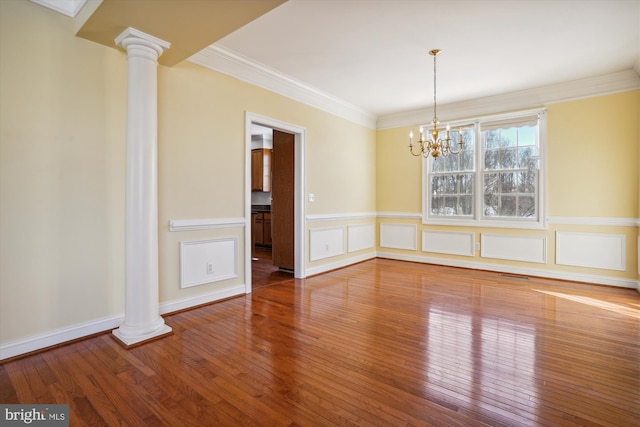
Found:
<box><xmin>409</xmin><ymin>141</ymin><xmax>424</xmax><ymax>157</ymax></box>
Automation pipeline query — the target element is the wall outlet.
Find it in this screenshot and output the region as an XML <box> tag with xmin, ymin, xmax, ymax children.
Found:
<box><xmin>206</xmin><ymin>262</ymin><xmax>214</xmax><ymax>274</ymax></box>
<box><xmin>475</xmin><ymin>242</ymin><xmax>480</xmax><ymax>251</ymax></box>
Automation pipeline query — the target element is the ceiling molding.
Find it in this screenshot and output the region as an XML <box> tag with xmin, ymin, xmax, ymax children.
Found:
<box><xmin>188</xmin><ymin>45</ymin><xmax>378</xmax><ymax>130</ymax></box>
<box><xmin>30</xmin><ymin>0</ymin><xmax>87</xmax><ymax>17</ymax></box>
<box><xmin>190</xmin><ymin>44</ymin><xmax>638</xmax><ymax>131</ymax></box>
<box><xmin>377</xmin><ymin>70</ymin><xmax>640</xmax><ymax>130</ymax></box>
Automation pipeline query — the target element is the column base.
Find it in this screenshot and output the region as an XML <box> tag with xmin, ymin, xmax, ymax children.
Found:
<box><xmin>112</xmin><ymin>324</ymin><xmax>173</xmax><ymax>349</ymax></box>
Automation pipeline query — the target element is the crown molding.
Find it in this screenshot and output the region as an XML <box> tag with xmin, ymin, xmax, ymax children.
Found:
<box><xmin>30</xmin><ymin>0</ymin><xmax>87</xmax><ymax>17</ymax></box>
<box><xmin>189</xmin><ymin>44</ymin><xmax>638</xmax><ymax>131</ymax></box>
<box><xmin>377</xmin><ymin>70</ymin><xmax>640</xmax><ymax>129</ymax></box>
<box><xmin>188</xmin><ymin>45</ymin><xmax>377</xmax><ymax>130</ymax></box>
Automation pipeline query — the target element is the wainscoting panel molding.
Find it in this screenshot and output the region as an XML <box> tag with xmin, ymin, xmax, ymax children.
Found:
<box><xmin>380</xmin><ymin>223</ymin><xmax>417</xmax><ymax>251</ymax></box>
<box><xmin>556</xmin><ymin>232</ymin><xmax>626</xmax><ymax>271</ymax></box>
<box><xmin>180</xmin><ymin>238</ymin><xmax>238</xmax><ymax>288</ymax></box>
<box><xmin>422</xmin><ymin>230</ymin><xmax>475</xmax><ymax>256</ymax></box>
<box><xmin>481</xmin><ymin>234</ymin><xmax>547</xmax><ymax>263</ymax></box>
<box><xmin>309</xmin><ymin>227</ymin><xmax>345</xmax><ymax>261</ymax></box>
<box><xmin>348</xmin><ymin>224</ymin><xmax>375</xmax><ymax>253</ymax></box>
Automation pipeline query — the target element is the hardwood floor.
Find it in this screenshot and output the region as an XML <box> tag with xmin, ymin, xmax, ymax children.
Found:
<box><xmin>2</xmin><ymin>259</ymin><xmax>639</xmax><ymax>426</ymax></box>
<box><xmin>252</xmin><ymin>246</ymin><xmax>293</xmax><ymax>290</ymax></box>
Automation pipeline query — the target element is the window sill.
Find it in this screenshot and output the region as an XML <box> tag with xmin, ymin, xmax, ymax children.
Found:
<box><xmin>423</xmin><ymin>216</ymin><xmax>547</xmax><ymax>230</ymax></box>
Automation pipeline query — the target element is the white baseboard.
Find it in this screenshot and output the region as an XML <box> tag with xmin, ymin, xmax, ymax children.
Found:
<box><xmin>0</xmin><ymin>314</ymin><xmax>124</xmax><ymax>361</ymax></box>
<box><xmin>159</xmin><ymin>285</ymin><xmax>245</xmax><ymax>314</ymax></box>
<box><xmin>377</xmin><ymin>251</ymin><xmax>639</xmax><ymax>289</ymax></box>
<box><xmin>306</xmin><ymin>251</ymin><xmax>376</xmax><ymax>277</ymax></box>
<box><xmin>1</xmin><ymin>284</ymin><xmax>247</xmax><ymax>361</ymax></box>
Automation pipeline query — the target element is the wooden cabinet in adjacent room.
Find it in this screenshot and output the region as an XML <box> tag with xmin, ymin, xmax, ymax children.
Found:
<box><xmin>251</xmin><ymin>149</ymin><xmax>272</xmax><ymax>192</ymax></box>
<box><xmin>252</xmin><ymin>212</ymin><xmax>272</xmax><ymax>247</ymax></box>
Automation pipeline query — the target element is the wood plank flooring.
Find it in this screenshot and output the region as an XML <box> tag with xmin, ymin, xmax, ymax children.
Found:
<box><xmin>252</xmin><ymin>246</ymin><xmax>293</xmax><ymax>290</ymax></box>
<box><xmin>2</xmin><ymin>258</ymin><xmax>639</xmax><ymax>426</ymax></box>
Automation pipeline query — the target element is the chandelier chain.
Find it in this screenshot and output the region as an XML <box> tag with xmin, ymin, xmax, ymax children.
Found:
<box><xmin>407</xmin><ymin>48</ymin><xmax>463</xmax><ymax>159</ymax></box>
<box><xmin>433</xmin><ymin>51</ymin><xmax>437</xmax><ymax>123</ymax></box>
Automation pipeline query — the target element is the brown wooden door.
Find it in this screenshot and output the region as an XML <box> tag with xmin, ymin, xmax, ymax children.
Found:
<box><xmin>271</xmin><ymin>130</ymin><xmax>295</xmax><ymax>271</ymax></box>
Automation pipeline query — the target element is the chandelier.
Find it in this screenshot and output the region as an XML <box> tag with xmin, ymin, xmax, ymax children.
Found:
<box><xmin>408</xmin><ymin>49</ymin><xmax>463</xmax><ymax>158</ymax></box>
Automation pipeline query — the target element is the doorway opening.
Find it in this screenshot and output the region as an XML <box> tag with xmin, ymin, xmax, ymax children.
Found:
<box><xmin>245</xmin><ymin>113</ymin><xmax>306</xmax><ymax>293</ymax></box>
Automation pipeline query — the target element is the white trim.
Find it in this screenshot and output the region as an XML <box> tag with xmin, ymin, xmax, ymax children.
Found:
<box><xmin>348</xmin><ymin>223</ymin><xmax>375</xmax><ymax>253</ymax></box>
<box><xmin>377</xmin><ymin>214</ymin><xmax>640</xmax><ymax>226</ymax></box>
<box><xmin>548</xmin><ymin>216</ymin><xmax>640</xmax><ymax>227</ymax></box>
<box><xmin>377</xmin><ymin>251</ymin><xmax>638</xmax><ymax>290</ymax></box>
<box><xmin>481</xmin><ymin>234</ymin><xmax>547</xmax><ymax>264</ymax></box>
<box><xmin>422</xmin><ymin>230</ymin><xmax>475</xmax><ymax>257</ymax></box>
<box><xmin>114</xmin><ymin>27</ymin><xmax>171</xmax><ymax>52</ymax></box>
<box><xmin>191</xmin><ymin>46</ymin><xmax>377</xmax><ymax>129</ymax></box>
<box><xmin>556</xmin><ymin>232</ymin><xmax>626</xmax><ymax>271</ymax></box>
<box><xmin>29</xmin><ymin>0</ymin><xmax>87</xmax><ymax>17</ymax></box>
<box><xmin>379</xmin><ymin>223</ymin><xmax>417</xmax><ymax>250</ymax></box>
<box><xmin>245</xmin><ymin>112</ymin><xmax>307</xmax><ymax>284</ymax></box>
<box><xmin>377</xmin><ymin>212</ymin><xmax>422</xmax><ymax>220</ymax></box>
<box><xmin>422</xmin><ymin>217</ymin><xmax>548</xmax><ymax>230</ymax></box>
<box><xmin>0</xmin><ymin>284</ymin><xmax>246</xmax><ymax>361</ymax></box>
<box><xmin>309</xmin><ymin>227</ymin><xmax>346</xmax><ymax>261</ymax></box>
<box><xmin>179</xmin><ymin>238</ymin><xmax>239</xmax><ymax>288</ymax></box>
<box><xmin>169</xmin><ymin>217</ymin><xmax>245</xmax><ymax>231</ymax></box>
<box><xmin>306</xmin><ymin>212</ymin><xmax>377</xmax><ymax>222</ymax></box>
<box><xmin>378</xmin><ymin>70</ymin><xmax>640</xmax><ymax>129</ymax></box>
<box><xmin>0</xmin><ymin>314</ymin><xmax>123</xmax><ymax>361</ymax></box>
<box><xmin>305</xmin><ymin>252</ymin><xmax>376</xmax><ymax>277</ymax></box>
<box><xmin>189</xmin><ymin>45</ymin><xmax>638</xmax><ymax>132</ymax></box>
<box><xmin>159</xmin><ymin>285</ymin><xmax>245</xmax><ymax>315</ymax></box>
<box><xmin>423</xmin><ymin>108</ymin><xmax>547</xmax><ymax>230</ymax></box>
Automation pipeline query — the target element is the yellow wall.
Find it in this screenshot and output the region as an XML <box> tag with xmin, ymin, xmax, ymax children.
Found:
<box><xmin>547</xmin><ymin>92</ymin><xmax>639</xmax><ymax>217</ymax></box>
<box><xmin>0</xmin><ymin>1</ymin><xmax>127</xmax><ymax>343</ymax></box>
<box><xmin>0</xmin><ymin>0</ymin><xmax>376</xmax><ymax>347</ymax></box>
<box><xmin>375</xmin><ymin>91</ymin><xmax>640</xmax><ymax>285</ymax></box>
<box><xmin>156</xmin><ymin>61</ymin><xmax>377</xmax><ymax>301</ymax></box>
<box><xmin>376</xmin><ymin>126</ymin><xmax>422</xmax><ymax>213</ymax></box>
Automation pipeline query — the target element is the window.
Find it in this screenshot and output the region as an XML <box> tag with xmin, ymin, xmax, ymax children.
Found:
<box><xmin>423</xmin><ymin>109</ymin><xmax>545</xmax><ymax>229</ymax></box>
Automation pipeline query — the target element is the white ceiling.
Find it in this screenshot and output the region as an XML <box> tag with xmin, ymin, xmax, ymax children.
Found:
<box><xmin>215</xmin><ymin>0</ymin><xmax>640</xmax><ymax>118</ymax></box>
<box><xmin>32</xmin><ymin>0</ymin><xmax>640</xmax><ymax>126</ymax></box>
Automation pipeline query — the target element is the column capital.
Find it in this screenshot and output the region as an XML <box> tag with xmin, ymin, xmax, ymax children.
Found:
<box><xmin>115</xmin><ymin>27</ymin><xmax>171</xmax><ymax>57</ymax></box>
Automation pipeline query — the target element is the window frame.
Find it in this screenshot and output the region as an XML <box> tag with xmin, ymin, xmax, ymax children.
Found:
<box><xmin>422</xmin><ymin>109</ymin><xmax>547</xmax><ymax>230</ymax></box>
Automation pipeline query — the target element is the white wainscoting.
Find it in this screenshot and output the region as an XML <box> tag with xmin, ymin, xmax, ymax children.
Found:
<box><xmin>481</xmin><ymin>234</ymin><xmax>547</xmax><ymax>263</ymax></box>
<box><xmin>180</xmin><ymin>238</ymin><xmax>238</xmax><ymax>288</ymax></box>
<box><xmin>380</xmin><ymin>223</ymin><xmax>417</xmax><ymax>250</ymax></box>
<box><xmin>309</xmin><ymin>227</ymin><xmax>345</xmax><ymax>261</ymax></box>
<box><xmin>348</xmin><ymin>223</ymin><xmax>375</xmax><ymax>253</ymax></box>
<box><xmin>556</xmin><ymin>232</ymin><xmax>626</xmax><ymax>271</ymax></box>
<box><xmin>377</xmin><ymin>250</ymin><xmax>638</xmax><ymax>289</ymax></box>
<box><xmin>422</xmin><ymin>230</ymin><xmax>475</xmax><ymax>256</ymax></box>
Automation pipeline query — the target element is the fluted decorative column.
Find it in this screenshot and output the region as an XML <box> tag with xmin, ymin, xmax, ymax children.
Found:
<box><xmin>112</xmin><ymin>28</ymin><xmax>172</xmax><ymax>347</ymax></box>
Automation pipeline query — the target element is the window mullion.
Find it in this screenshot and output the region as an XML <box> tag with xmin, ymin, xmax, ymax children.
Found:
<box><xmin>474</xmin><ymin>122</ymin><xmax>482</xmax><ymax>221</ymax></box>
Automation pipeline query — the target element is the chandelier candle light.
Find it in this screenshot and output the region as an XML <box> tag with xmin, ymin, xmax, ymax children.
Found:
<box><xmin>408</xmin><ymin>49</ymin><xmax>463</xmax><ymax>158</ymax></box>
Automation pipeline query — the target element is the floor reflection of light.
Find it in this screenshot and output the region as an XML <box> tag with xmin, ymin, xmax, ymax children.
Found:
<box><xmin>425</xmin><ymin>308</ymin><xmax>537</xmax><ymax>421</ymax></box>
<box><xmin>533</xmin><ymin>290</ymin><xmax>640</xmax><ymax>319</ymax></box>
